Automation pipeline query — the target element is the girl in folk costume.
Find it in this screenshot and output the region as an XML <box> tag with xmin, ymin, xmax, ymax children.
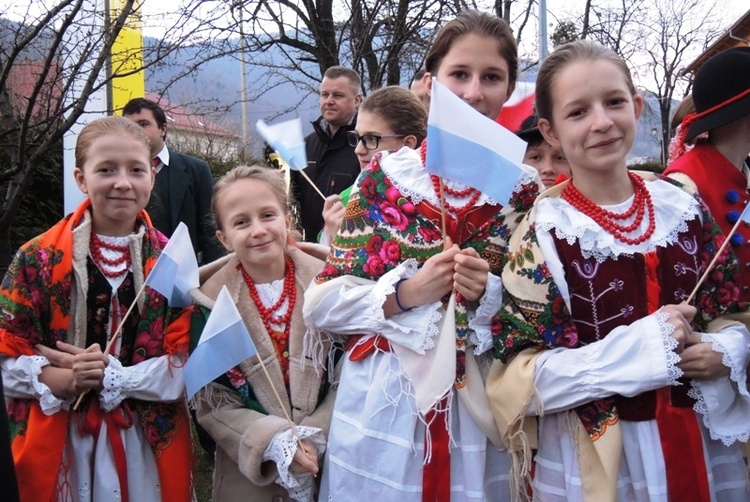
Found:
<box><xmin>320</xmin><ymin>85</ymin><xmax>426</xmax><ymax>245</ymax></box>
<box><xmin>0</xmin><ymin>116</ymin><xmax>192</xmax><ymax>501</ymax></box>
<box><xmin>304</xmin><ymin>10</ymin><xmax>540</xmax><ymax>501</ymax></box>
<box><xmin>664</xmin><ymin>48</ymin><xmax>750</xmax><ymax>305</ymax></box>
<box><xmin>487</xmin><ymin>40</ymin><xmax>750</xmax><ymax>501</ymax></box>
<box><xmin>186</xmin><ymin>165</ymin><xmax>333</xmax><ymax>502</ymax></box>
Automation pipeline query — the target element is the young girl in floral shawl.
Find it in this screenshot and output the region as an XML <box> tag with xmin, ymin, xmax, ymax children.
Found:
<box><xmin>303</xmin><ymin>10</ymin><xmax>540</xmax><ymax>501</ymax></box>
<box><xmin>0</xmin><ymin>116</ymin><xmax>192</xmax><ymax>501</ymax></box>
<box><xmin>487</xmin><ymin>40</ymin><xmax>750</xmax><ymax>501</ymax></box>
<box><xmin>185</xmin><ymin>165</ymin><xmax>335</xmax><ymax>502</ymax></box>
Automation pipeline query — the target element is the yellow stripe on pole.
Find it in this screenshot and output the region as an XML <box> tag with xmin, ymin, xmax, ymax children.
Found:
<box><xmin>110</xmin><ymin>0</ymin><xmax>145</xmax><ymax>114</ymax></box>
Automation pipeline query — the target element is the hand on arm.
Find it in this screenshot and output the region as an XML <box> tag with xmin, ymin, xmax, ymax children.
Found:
<box><xmin>678</xmin><ymin>331</ymin><xmax>731</xmax><ymax>380</ymax></box>
<box><xmin>660</xmin><ymin>303</ymin><xmax>696</xmax><ymax>353</ymax></box>
<box><xmin>382</xmin><ymin>245</ymin><xmax>460</xmax><ymax>317</ymax></box>
<box><xmin>36</xmin><ymin>342</ymin><xmax>108</xmax><ymax>398</ymax></box>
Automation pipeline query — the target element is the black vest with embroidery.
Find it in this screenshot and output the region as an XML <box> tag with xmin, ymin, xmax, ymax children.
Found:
<box><xmin>85</xmin><ymin>258</ymin><xmax>139</xmax><ymax>366</ymax></box>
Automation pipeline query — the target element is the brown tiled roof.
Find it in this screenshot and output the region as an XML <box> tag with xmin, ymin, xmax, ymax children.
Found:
<box><xmin>145</xmin><ymin>92</ymin><xmax>238</xmax><ymax>139</ymax></box>
<box><xmin>5</xmin><ymin>59</ymin><xmax>63</xmax><ymax>120</ymax></box>
<box><xmin>682</xmin><ymin>9</ymin><xmax>750</xmax><ymax>75</ymax></box>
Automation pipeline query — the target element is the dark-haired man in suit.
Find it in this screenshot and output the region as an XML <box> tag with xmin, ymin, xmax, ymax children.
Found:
<box><xmin>123</xmin><ymin>98</ymin><xmax>224</xmax><ymax>265</ymax></box>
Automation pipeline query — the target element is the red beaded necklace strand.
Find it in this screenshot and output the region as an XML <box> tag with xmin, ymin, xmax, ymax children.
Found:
<box><xmin>419</xmin><ymin>140</ymin><xmax>481</xmax><ymax>216</ymax></box>
<box><xmin>562</xmin><ymin>172</ymin><xmax>656</xmax><ymax>245</ymax></box>
<box><xmin>239</xmin><ymin>257</ymin><xmax>296</xmax><ymax>385</ymax></box>
<box><xmin>90</xmin><ymin>233</ymin><xmax>131</xmax><ymax>278</ymax></box>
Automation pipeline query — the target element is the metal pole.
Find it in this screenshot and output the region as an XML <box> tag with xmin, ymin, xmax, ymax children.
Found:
<box><xmin>238</xmin><ymin>3</ymin><xmax>249</xmax><ymax>156</ymax></box>
<box><xmin>539</xmin><ymin>0</ymin><xmax>549</xmax><ymax>63</ymax></box>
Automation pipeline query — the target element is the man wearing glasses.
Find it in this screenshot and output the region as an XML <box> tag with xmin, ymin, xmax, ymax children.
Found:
<box><xmin>294</xmin><ymin>66</ymin><xmax>362</xmax><ymax>242</ymax></box>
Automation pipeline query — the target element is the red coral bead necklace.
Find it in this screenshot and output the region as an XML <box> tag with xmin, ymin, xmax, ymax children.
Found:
<box><xmin>562</xmin><ymin>171</ymin><xmax>656</xmax><ymax>245</ymax></box>
<box><xmin>90</xmin><ymin>233</ymin><xmax>131</xmax><ymax>278</ymax></box>
<box><xmin>240</xmin><ymin>256</ymin><xmax>296</xmax><ymax>385</ymax></box>
<box><xmin>420</xmin><ymin>140</ymin><xmax>481</xmax><ymax>216</ymax></box>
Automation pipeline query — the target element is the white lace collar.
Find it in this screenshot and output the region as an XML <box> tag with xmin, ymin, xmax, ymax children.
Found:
<box><xmin>375</xmin><ymin>147</ymin><xmax>537</xmax><ymax>208</ymax></box>
<box><xmin>536</xmin><ymin>178</ymin><xmax>701</xmax><ymax>262</ymax></box>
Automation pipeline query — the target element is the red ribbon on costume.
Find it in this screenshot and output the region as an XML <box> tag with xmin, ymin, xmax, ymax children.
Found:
<box><xmin>79</xmin><ymin>400</ymin><xmax>135</xmax><ymax>502</ymax></box>
<box><xmin>422</xmin><ymin>398</ymin><xmax>451</xmax><ymax>502</ymax></box>
<box><xmin>345</xmin><ymin>335</ymin><xmax>391</xmax><ymax>361</ymax></box>
<box><xmin>644</xmin><ymin>252</ymin><xmax>710</xmax><ymax>501</ymax></box>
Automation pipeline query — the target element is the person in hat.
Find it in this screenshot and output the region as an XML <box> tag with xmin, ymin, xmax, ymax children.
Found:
<box><xmin>664</xmin><ymin>47</ymin><xmax>750</xmax><ymax>307</ymax></box>
<box><xmin>516</xmin><ymin>113</ymin><xmax>571</xmax><ymax>189</ymax></box>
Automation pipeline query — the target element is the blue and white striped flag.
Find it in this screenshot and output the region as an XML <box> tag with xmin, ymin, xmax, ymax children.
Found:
<box><xmin>145</xmin><ymin>222</ymin><xmax>198</xmax><ymax>308</ymax></box>
<box><xmin>425</xmin><ymin>79</ymin><xmax>530</xmax><ymax>206</ymax></box>
<box><xmin>183</xmin><ymin>286</ymin><xmax>258</xmax><ymax>399</ymax></box>
<box><xmin>256</xmin><ymin>118</ymin><xmax>307</xmax><ymax>171</ymax></box>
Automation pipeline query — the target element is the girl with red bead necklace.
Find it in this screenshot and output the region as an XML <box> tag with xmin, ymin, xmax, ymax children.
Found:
<box><xmin>304</xmin><ymin>10</ymin><xmax>540</xmax><ymax>502</ymax></box>
<box><xmin>184</xmin><ymin>165</ymin><xmax>333</xmax><ymax>501</ymax></box>
<box><xmin>0</xmin><ymin>116</ymin><xmax>192</xmax><ymax>501</ymax></box>
<box><xmin>488</xmin><ymin>40</ymin><xmax>750</xmax><ymax>500</ymax></box>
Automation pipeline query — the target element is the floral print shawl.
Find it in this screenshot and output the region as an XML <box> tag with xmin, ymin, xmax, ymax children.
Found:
<box><xmin>493</xmin><ymin>175</ymin><xmax>744</xmax><ymax>431</ymax></box>
<box><xmin>315</xmin><ymin>148</ymin><xmax>538</xmax><ymax>387</ymax></box>
<box><xmin>0</xmin><ymin>199</ymin><xmax>192</xmax><ymax>502</ymax></box>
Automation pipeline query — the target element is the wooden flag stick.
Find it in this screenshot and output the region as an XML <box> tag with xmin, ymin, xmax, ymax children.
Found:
<box><xmin>296</xmin><ymin>168</ymin><xmax>326</xmax><ymax>200</ymax></box>
<box><xmin>254</xmin><ymin>352</ymin><xmax>310</xmax><ymax>458</ymax></box>
<box><xmin>438</xmin><ymin>176</ymin><xmax>449</xmax><ymax>251</ymax></box>
<box><xmin>686</xmin><ymin>214</ymin><xmax>745</xmax><ymax>304</ymax></box>
<box><xmin>72</xmin><ymin>280</ymin><xmax>149</xmax><ymax>411</ymax></box>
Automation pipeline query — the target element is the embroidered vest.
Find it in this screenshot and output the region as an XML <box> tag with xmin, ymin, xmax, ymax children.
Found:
<box><xmin>552</xmin><ymin>217</ymin><xmax>703</xmax><ymax>420</ymax></box>
<box><xmin>85</xmin><ymin>259</ymin><xmax>139</xmax><ymax>365</ymax></box>
<box><xmin>665</xmin><ymin>144</ymin><xmax>750</xmax><ymax>303</ymax></box>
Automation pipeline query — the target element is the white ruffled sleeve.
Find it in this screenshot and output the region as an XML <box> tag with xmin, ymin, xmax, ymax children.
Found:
<box><xmin>99</xmin><ymin>354</ymin><xmax>185</xmax><ymax>412</ymax></box>
<box><xmin>530</xmin><ymin>310</ymin><xmax>683</xmax><ymax>414</ymax></box>
<box><xmin>1</xmin><ymin>355</ymin><xmax>73</xmax><ymax>414</ymax></box>
<box><xmin>303</xmin><ymin>259</ymin><xmax>442</xmax><ymax>354</ymax></box>
<box><xmin>468</xmin><ymin>272</ymin><xmax>502</xmax><ymax>355</ymax></box>
<box><xmin>262</xmin><ymin>425</ymin><xmax>327</xmax><ymax>502</ymax></box>
<box><xmin>688</xmin><ymin>325</ymin><xmax>750</xmax><ymax>445</ymax></box>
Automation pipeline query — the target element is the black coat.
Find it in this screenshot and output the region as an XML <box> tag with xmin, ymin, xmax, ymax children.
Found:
<box><xmin>292</xmin><ymin>116</ymin><xmax>360</xmax><ymax>241</ymax></box>
<box><xmin>147</xmin><ymin>150</ymin><xmax>225</xmax><ymax>264</ymax></box>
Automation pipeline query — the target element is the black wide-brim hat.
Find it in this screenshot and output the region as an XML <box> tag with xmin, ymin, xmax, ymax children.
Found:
<box><xmin>516</xmin><ymin>114</ymin><xmax>543</xmax><ymax>144</ymax></box>
<box><xmin>686</xmin><ymin>46</ymin><xmax>750</xmax><ymax>142</ymax></box>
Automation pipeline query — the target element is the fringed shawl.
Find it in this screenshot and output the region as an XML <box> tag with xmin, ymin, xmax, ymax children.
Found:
<box><xmin>487</xmin><ymin>174</ymin><xmax>744</xmax><ymax>501</ymax></box>
<box><xmin>0</xmin><ymin>199</ymin><xmax>192</xmax><ymax>502</ymax></box>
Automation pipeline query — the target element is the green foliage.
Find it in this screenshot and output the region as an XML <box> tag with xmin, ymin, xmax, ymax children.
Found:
<box><xmin>551</xmin><ymin>20</ymin><xmax>580</xmax><ymax>47</ymax></box>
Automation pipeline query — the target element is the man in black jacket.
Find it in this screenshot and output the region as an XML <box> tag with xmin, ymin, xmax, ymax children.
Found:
<box><xmin>123</xmin><ymin>98</ymin><xmax>224</xmax><ymax>265</ymax></box>
<box><xmin>294</xmin><ymin>66</ymin><xmax>362</xmax><ymax>241</ymax></box>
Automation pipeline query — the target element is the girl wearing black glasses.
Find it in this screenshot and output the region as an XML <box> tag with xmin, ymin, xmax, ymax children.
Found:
<box><xmin>304</xmin><ymin>10</ymin><xmax>540</xmax><ymax>502</ymax></box>
<box><xmin>320</xmin><ymin>86</ymin><xmax>426</xmax><ymax>244</ymax></box>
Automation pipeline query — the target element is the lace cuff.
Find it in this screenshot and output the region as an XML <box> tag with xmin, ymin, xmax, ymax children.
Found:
<box><xmin>370</xmin><ymin>259</ymin><xmax>442</xmax><ymax>354</ymax></box>
<box><xmin>100</xmin><ymin>356</ymin><xmax>126</xmax><ymax>412</ymax></box>
<box><xmin>654</xmin><ymin>310</ymin><xmax>684</xmax><ymax>385</ymax></box>
<box><xmin>699</xmin><ymin>332</ymin><xmax>750</xmax><ymax>397</ymax></box>
<box><xmin>686</xmin><ymin>329</ymin><xmax>750</xmax><ymax>446</ymax></box>
<box><xmin>10</xmin><ymin>355</ymin><xmax>72</xmax><ymax>414</ymax></box>
<box><xmin>263</xmin><ymin>426</ymin><xmax>326</xmax><ymax>502</ymax></box>
<box><xmin>468</xmin><ymin>272</ymin><xmax>502</xmax><ymax>355</ymax></box>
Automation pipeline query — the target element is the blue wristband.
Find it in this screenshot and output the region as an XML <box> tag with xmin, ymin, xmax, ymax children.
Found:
<box><xmin>395</xmin><ymin>279</ymin><xmax>412</xmax><ymax>312</ymax></box>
